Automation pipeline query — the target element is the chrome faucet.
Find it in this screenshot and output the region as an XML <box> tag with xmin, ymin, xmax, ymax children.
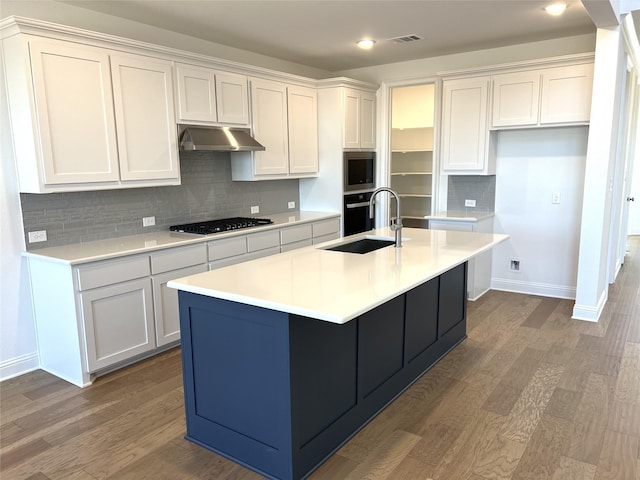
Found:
<box><xmin>369</xmin><ymin>187</ymin><xmax>403</xmax><ymax>248</ymax></box>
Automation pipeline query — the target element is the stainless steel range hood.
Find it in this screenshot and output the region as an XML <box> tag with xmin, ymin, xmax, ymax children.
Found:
<box><xmin>179</xmin><ymin>125</ymin><xmax>265</xmax><ymax>152</ymax></box>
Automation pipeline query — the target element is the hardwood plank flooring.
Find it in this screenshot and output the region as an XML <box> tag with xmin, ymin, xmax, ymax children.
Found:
<box><xmin>2</xmin><ymin>236</ymin><xmax>639</xmax><ymax>480</ymax></box>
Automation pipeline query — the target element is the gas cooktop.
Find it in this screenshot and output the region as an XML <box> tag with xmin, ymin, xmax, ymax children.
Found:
<box><xmin>169</xmin><ymin>217</ymin><xmax>273</xmax><ymax>235</ymax></box>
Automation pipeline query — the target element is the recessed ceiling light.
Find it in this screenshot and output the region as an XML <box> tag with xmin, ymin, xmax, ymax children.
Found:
<box><xmin>545</xmin><ymin>3</ymin><xmax>567</xmax><ymax>16</ymax></box>
<box><xmin>356</xmin><ymin>39</ymin><xmax>376</xmax><ymax>50</ymax></box>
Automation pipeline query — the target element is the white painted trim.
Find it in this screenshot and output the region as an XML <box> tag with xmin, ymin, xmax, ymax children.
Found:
<box><xmin>438</xmin><ymin>53</ymin><xmax>595</xmax><ymax>79</ymax></box>
<box><xmin>0</xmin><ymin>16</ymin><xmax>326</xmax><ymax>88</ymax></box>
<box><xmin>491</xmin><ymin>278</ymin><xmax>577</xmax><ymax>300</ymax></box>
<box><xmin>0</xmin><ymin>352</ymin><xmax>39</xmax><ymax>381</ymax></box>
<box><xmin>571</xmin><ymin>289</ymin><xmax>608</xmax><ymax>322</ymax></box>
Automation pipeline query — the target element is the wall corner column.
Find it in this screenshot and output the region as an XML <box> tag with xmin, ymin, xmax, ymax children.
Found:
<box><xmin>573</xmin><ymin>26</ymin><xmax>626</xmax><ymax>322</ymax></box>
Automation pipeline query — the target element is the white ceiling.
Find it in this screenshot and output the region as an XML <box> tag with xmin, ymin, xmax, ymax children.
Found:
<box><xmin>59</xmin><ymin>0</ymin><xmax>637</xmax><ymax>72</ymax></box>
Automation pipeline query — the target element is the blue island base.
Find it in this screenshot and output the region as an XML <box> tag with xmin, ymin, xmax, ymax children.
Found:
<box><xmin>178</xmin><ymin>262</ymin><xmax>467</xmax><ymax>480</ymax></box>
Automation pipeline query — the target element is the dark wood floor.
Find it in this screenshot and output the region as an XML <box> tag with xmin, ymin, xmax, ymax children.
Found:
<box><xmin>2</xmin><ymin>236</ymin><xmax>639</xmax><ymax>480</ymax></box>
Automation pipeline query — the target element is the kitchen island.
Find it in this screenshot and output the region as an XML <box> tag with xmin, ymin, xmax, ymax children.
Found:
<box><xmin>168</xmin><ymin>227</ymin><xmax>509</xmax><ymax>480</ymax></box>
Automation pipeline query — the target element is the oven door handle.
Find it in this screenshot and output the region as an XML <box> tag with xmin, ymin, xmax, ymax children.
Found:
<box><xmin>346</xmin><ymin>201</ymin><xmax>371</xmax><ymax>209</ymax></box>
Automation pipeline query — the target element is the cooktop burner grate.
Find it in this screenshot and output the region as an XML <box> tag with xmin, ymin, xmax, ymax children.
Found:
<box><xmin>169</xmin><ymin>217</ymin><xmax>273</xmax><ymax>235</ymax></box>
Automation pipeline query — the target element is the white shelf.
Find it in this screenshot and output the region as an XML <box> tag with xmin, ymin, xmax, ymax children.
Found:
<box><xmin>392</xmin><ymin>149</ymin><xmax>433</xmax><ymax>153</ymax></box>
<box><xmin>391</xmin><ymin>172</ymin><xmax>432</xmax><ymax>176</ymax></box>
<box><xmin>399</xmin><ymin>193</ymin><xmax>432</xmax><ymax>198</ymax></box>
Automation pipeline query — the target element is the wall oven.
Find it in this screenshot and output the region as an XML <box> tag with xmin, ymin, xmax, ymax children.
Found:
<box><xmin>344</xmin><ymin>151</ymin><xmax>375</xmax><ymax>192</ymax></box>
<box><xmin>343</xmin><ymin>191</ymin><xmax>374</xmax><ymax>236</ymax></box>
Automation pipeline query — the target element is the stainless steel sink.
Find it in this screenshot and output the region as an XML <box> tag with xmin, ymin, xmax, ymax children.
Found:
<box><xmin>323</xmin><ymin>238</ymin><xmax>396</xmax><ymax>254</ymax></box>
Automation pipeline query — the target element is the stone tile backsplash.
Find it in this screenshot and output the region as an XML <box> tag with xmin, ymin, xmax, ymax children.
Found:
<box><xmin>447</xmin><ymin>175</ymin><xmax>496</xmax><ymax>212</ymax></box>
<box><xmin>22</xmin><ymin>151</ymin><xmax>300</xmax><ymax>249</ymax></box>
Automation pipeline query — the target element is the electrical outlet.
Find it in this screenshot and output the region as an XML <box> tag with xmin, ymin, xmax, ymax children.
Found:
<box><xmin>510</xmin><ymin>260</ymin><xmax>520</xmax><ymax>272</ymax></box>
<box><xmin>464</xmin><ymin>199</ymin><xmax>477</xmax><ymax>207</ymax></box>
<box><xmin>251</xmin><ymin>205</ymin><xmax>259</xmax><ymax>214</ymax></box>
<box><xmin>288</xmin><ymin>201</ymin><xmax>296</xmax><ymax>209</ymax></box>
<box><xmin>552</xmin><ymin>192</ymin><xmax>561</xmax><ymax>204</ymax></box>
<box><xmin>28</xmin><ymin>230</ymin><xmax>47</xmax><ymax>243</ymax></box>
<box><xmin>142</xmin><ymin>216</ymin><xmax>155</xmax><ymax>227</ymax></box>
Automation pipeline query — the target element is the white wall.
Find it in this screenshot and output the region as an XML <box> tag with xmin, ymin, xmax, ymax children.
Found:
<box><xmin>0</xmin><ymin>46</ymin><xmax>39</xmax><ymax>380</ymax></box>
<box><xmin>491</xmin><ymin>127</ymin><xmax>588</xmax><ymax>299</ymax></box>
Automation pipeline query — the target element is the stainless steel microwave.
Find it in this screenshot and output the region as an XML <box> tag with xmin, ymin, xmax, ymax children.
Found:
<box><xmin>344</xmin><ymin>151</ymin><xmax>375</xmax><ymax>192</ymax></box>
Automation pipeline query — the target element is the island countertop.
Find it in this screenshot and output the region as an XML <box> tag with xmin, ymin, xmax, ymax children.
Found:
<box><xmin>168</xmin><ymin>227</ymin><xmax>509</xmax><ymax>324</ymax></box>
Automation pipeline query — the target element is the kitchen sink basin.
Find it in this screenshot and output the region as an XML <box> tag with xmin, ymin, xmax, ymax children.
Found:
<box><xmin>324</xmin><ymin>238</ymin><xmax>396</xmax><ymax>254</ymax></box>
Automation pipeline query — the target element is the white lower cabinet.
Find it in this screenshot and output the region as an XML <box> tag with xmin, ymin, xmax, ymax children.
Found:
<box><xmin>152</xmin><ymin>264</ymin><xmax>207</xmax><ymax>346</ymax></box>
<box><xmin>80</xmin><ymin>277</ymin><xmax>155</xmax><ymax>372</ymax></box>
<box><xmin>76</xmin><ymin>255</ymin><xmax>154</xmax><ymax>373</ymax></box>
<box><xmin>429</xmin><ymin>216</ymin><xmax>494</xmax><ymax>300</ymax></box>
<box><xmin>150</xmin><ymin>244</ymin><xmax>208</xmax><ymax>346</ymax></box>
<box><xmin>27</xmin><ymin>215</ymin><xmax>340</xmax><ymax>386</ymax></box>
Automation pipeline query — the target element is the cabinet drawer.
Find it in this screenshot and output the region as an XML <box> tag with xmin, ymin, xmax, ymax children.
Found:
<box><xmin>312</xmin><ymin>218</ymin><xmax>340</xmax><ymax>238</ymax></box>
<box><xmin>313</xmin><ymin>232</ymin><xmax>340</xmax><ymax>245</ymax></box>
<box><xmin>150</xmin><ymin>244</ymin><xmax>207</xmax><ymax>274</ymax></box>
<box><xmin>280</xmin><ymin>224</ymin><xmax>312</xmax><ymax>245</ymax></box>
<box><xmin>208</xmin><ymin>236</ymin><xmax>248</xmax><ymax>261</ymax></box>
<box><xmin>77</xmin><ymin>255</ymin><xmax>150</xmax><ymax>291</ymax></box>
<box><xmin>429</xmin><ymin>220</ymin><xmax>474</xmax><ymax>232</ymax></box>
<box><xmin>247</xmin><ymin>230</ymin><xmax>279</xmax><ymax>252</ymax></box>
<box><xmin>281</xmin><ymin>239</ymin><xmax>313</xmax><ymax>253</ymax></box>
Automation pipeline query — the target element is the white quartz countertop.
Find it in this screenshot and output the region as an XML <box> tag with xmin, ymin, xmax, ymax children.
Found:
<box><xmin>425</xmin><ymin>211</ymin><xmax>495</xmax><ymax>222</ymax></box>
<box><xmin>168</xmin><ymin>227</ymin><xmax>509</xmax><ymax>324</ymax></box>
<box><xmin>22</xmin><ymin>211</ymin><xmax>339</xmax><ymax>265</ymax></box>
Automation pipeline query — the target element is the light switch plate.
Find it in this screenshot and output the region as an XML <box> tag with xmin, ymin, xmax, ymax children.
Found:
<box><xmin>143</xmin><ymin>216</ymin><xmax>155</xmax><ymax>227</ymax></box>
<box><xmin>251</xmin><ymin>205</ymin><xmax>259</xmax><ymax>214</ymax></box>
<box><xmin>464</xmin><ymin>199</ymin><xmax>476</xmax><ymax>207</ymax></box>
<box><xmin>552</xmin><ymin>192</ymin><xmax>561</xmax><ymax>204</ymax></box>
<box><xmin>288</xmin><ymin>201</ymin><xmax>295</xmax><ymax>209</ymax></box>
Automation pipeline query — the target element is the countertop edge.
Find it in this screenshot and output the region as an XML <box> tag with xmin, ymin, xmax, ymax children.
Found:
<box><xmin>22</xmin><ymin>211</ymin><xmax>340</xmax><ymax>265</ymax></box>
<box><xmin>168</xmin><ymin>229</ymin><xmax>510</xmax><ymax>324</ymax></box>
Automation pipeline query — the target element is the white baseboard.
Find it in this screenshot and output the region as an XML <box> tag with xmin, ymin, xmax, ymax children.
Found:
<box><xmin>571</xmin><ymin>289</ymin><xmax>608</xmax><ymax>322</ymax></box>
<box><xmin>491</xmin><ymin>278</ymin><xmax>577</xmax><ymax>300</ymax></box>
<box><xmin>0</xmin><ymin>352</ymin><xmax>39</xmax><ymax>382</ymax></box>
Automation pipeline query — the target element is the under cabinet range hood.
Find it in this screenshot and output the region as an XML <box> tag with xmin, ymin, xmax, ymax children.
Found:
<box><xmin>178</xmin><ymin>125</ymin><xmax>265</xmax><ymax>152</ymax></box>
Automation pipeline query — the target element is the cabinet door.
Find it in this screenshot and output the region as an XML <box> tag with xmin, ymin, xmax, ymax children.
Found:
<box><xmin>152</xmin><ymin>264</ymin><xmax>207</xmax><ymax>346</ymax></box>
<box><xmin>491</xmin><ymin>71</ymin><xmax>541</xmax><ymax>127</ymax></box>
<box><xmin>176</xmin><ymin>64</ymin><xmax>217</xmax><ymax>123</ymax></box>
<box><xmin>441</xmin><ymin>77</ymin><xmax>491</xmax><ymax>173</ymax></box>
<box><xmin>251</xmin><ymin>79</ymin><xmax>289</xmax><ymax>175</ymax></box>
<box><xmin>287</xmin><ymin>85</ymin><xmax>318</xmax><ymax>174</ymax></box>
<box><xmin>216</xmin><ymin>72</ymin><xmax>249</xmax><ymax>125</ymax></box>
<box><xmin>540</xmin><ymin>64</ymin><xmax>593</xmax><ymax>124</ymax></box>
<box><xmin>110</xmin><ymin>54</ymin><xmax>179</xmax><ymax>181</ymax></box>
<box><xmin>28</xmin><ymin>39</ymin><xmax>120</xmax><ymax>185</ymax></box>
<box><xmin>80</xmin><ymin>278</ymin><xmax>155</xmax><ymax>372</ymax></box>
<box><xmin>359</xmin><ymin>91</ymin><xmax>376</xmax><ymax>149</ymax></box>
<box><xmin>342</xmin><ymin>88</ymin><xmax>361</xmax><ymax>149</ymax></box>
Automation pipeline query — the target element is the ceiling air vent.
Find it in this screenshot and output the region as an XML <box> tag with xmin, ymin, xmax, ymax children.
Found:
<box><xmin>390</xmin><ymin>34</ymin><xmax>423</xmax><ymax>44</ymax></box>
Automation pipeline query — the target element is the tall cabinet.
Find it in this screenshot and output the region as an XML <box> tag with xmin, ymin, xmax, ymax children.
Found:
<box><xmin>389</xmin><ymin>84</ymin><xmax>436</xmax><ymax>228</ymax></box>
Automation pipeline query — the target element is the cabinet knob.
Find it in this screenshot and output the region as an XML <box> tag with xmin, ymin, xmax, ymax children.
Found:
<box><xmin>627</xmin><ymin>197</ymin><xmax>635</xmax><ymax>202</ymax></box>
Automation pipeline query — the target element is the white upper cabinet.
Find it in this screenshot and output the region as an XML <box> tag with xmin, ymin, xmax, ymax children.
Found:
<box><xmin>250</xmin><ymin>79</ymin><xmax>290</xmax><ymax>176</ymax></box>
<box><xmin>343</xmin><ymin>88</ymin><xmax>376</xmax><ymax>149</ymax></box>
<box><xmin>287</xmin><ymin>85</ymin><xmax>318</xmax><ymax>175</ymax></box>
<box><xmin>110</xmin><ymin>54</ymin><xmax>179</xmax><ymax>182</ymax></box>
<box><xmin>3</xmin><ymin>36</ymin><xmax>180</xmax><ymax>192</ymax></box>
<box><xmin>175</xmin><ymin>63</ymin><xmax>249</xmax><ymax>125</ymax></box>
<box><xmin>231</xmin><ymin>79</ymin><xmax>318</xmax><ymax>180</ymax></box>
<box><xmin>441</xmin><ymin>76</ymin><xmax>496</xmax><ymax>175</ymax></box>
<box><xmin>491</xmin><ymin>63</ymin><xmax>593</xmax><ymax>128</ymax></box>
<box><xmin>23</xmin><ymin>39</ymin><xmax>121</xmax><ymax>187</ymax></box>
<box><xmin>491</xmin><ymin>71</ymin><xmax>541</xmax><ymax>127</ymax></box>
<box><xmin>539</xmin><ymin>63</ymin><xmax>593</xmax><ymax>124</ymax></box>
